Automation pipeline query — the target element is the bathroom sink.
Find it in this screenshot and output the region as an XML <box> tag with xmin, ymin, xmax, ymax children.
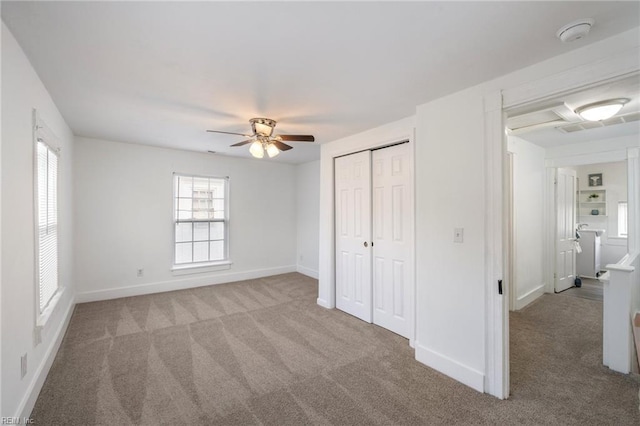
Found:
<box><xmin>580</xmin><ymin>228</ymin><xmax>606</xmax><ymax>236</ymax></box>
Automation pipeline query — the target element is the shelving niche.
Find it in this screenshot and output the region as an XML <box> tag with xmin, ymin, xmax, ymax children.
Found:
<box><xmin>577</xmin><ymin>188</ymin><xmax>607</xmax><ymax>217</ymax></box>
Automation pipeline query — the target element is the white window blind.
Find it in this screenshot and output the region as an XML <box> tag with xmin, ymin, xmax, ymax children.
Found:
<box><xmin>174</xmin><ymin>174</ymin><xmax>228</xmax><ymax>265</ymax></box>
<box><xmin>37</xmin><ymin>141</ymin><xmax>59</xmax><ymax>312</ymax></box>
<box><xmin>618</xmin><ymin>201</ymin><xmax>628</xmax><ymax>237</ymax></box>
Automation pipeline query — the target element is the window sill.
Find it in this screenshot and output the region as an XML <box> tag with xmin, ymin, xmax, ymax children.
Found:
<box><xmin>35</xmin><ymin>287</ymin><xmax>65</xmax><ymax>345</ymax></box>
<box><xmin>171</xmin><ymin>260</ymin><xmax>232</xmax><ymax>276</ymax></box>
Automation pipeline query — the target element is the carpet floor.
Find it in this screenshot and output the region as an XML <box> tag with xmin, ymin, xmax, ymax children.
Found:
<box><xmin>32</xmin><ymin>273</ymin><xmax>639</xmax><ymax>425</ymax></box>
<box><xmin>561</xmin><ymin>277</ymin><xmax>603</xmax><ymax>302</ymax></box>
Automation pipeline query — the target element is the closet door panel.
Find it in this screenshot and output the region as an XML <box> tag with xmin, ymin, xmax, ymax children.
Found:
<box><xmin>335</xmin><ymin>151</ymin><xmax>372</xmax><ymax>322</ymax></box>
<box><xmin>372</xmin><ymin>143</ymin><xmax>412</xmax><ymax>338</ymax></box>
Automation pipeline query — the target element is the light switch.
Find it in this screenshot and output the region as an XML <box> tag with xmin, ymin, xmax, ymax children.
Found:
<box><xmin>454</xmin><ymin>228</ymin><xmax>464</xmax><ymax>243</ymax></box>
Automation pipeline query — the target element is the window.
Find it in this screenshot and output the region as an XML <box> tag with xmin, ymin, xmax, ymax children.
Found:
<box><xmin>36</xmin><ymin>140</ymin><xmax>59</xmax><ymax>312</ymax></box>
<box><xmin>174</xmin><ymin>174</ymin><xmax>229</xmax><ymax>266</ymax></box>
<box><xmin>618</xmin><ymin>201</ymin><xmax>628</xmax><ymax>237</ymax></box>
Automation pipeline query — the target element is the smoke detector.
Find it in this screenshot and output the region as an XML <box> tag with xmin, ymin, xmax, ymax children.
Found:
<box><xmin>556</xmin><ymin>18</ymin><xmax>594</xmax><ymax>42</ymax></box>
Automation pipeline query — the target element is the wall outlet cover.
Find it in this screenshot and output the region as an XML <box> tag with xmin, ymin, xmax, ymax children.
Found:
<box><xmin>21</xmin><ymin>353</ymin><xmax>27</xmax><ymax>379</ymax></box>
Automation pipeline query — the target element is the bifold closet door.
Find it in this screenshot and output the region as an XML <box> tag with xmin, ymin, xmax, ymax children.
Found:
<box><xmin>335</xmin><ymin>150</ymin><xmax>373</xmax><ymax>322</ymax></box>
<box><xmin>372</xmin><ymin>143</ymin><xmax>412</xmax><ymax>338</ymax></box>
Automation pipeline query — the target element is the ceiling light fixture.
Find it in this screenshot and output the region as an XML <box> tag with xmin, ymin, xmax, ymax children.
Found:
<box><xmin>266</xmin><ymin>143</ymin><xmax>280</xmax><ymax>158</ymax></box>
<box><xmin>249</xmin><ymin>138</ymin><xmax>281</xmax><ymax>159</ymax></box>
<box><xmin>249</xmin><ymin>140</ymin><xmax>264</xmax><ymax>158</ymax></box>
<box><xmin>575</xmin><ymin>98</ymin><xmax>630</xmax><ymax>121</ymax></box>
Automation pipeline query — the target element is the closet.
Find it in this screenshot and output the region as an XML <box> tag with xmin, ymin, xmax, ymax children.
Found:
<box><xmin>334</xmin><ymin>142</ymin><xmax>413</xmax><ymax>338</ymax></box>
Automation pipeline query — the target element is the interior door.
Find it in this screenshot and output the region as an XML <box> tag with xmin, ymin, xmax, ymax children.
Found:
<box><xmin>371</xmin><ymin>143</ymin><xmax>412</xmax><ymax>338</ymax></box>
<box><xmin>555</xmin><ymin>167</ymin><xmax>577</xmax><ymax>292</ymax></box>
<box><xmin>335</xmin><ymin>151</ymin><xmax>372</xmax><ymax>322</ymax></box>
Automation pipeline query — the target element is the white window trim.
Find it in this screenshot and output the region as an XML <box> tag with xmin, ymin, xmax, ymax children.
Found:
<box><xmin>33</xmin><ymin>110</ymin><xmax>63</xmax><ymax>333</ymax></box>
<box><xmin>171</xmin><ymin>260</ymin><xmax>232</xmax><ymax>275</ymax></box>
<box><xmin>172</xmin><ymin>173</ymin><xmax>231</xmax><ymax>271</ymax></box>
<box><xmin>618</xmin><ymin>201</ymin><xmax>628</xmax><ymax>238</ymax></box>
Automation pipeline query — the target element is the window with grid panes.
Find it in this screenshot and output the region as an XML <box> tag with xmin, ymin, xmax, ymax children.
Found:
<box><xmin>174</xmin><ymin>174</ymin><xmax>228</xmax><ymax>266</ymax></box>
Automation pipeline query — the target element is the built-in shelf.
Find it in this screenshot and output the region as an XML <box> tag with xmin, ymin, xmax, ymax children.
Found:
<box><xmin>577</xmin><ymin>188</ymin><xmax>607</xmax><ymax>217</ymax></box>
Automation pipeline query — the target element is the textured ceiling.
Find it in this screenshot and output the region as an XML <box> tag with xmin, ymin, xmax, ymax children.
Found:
<box><xmin>3</xmin><ymin>1</ymin><xmax>639</xmax><ymax>163</ymax></box>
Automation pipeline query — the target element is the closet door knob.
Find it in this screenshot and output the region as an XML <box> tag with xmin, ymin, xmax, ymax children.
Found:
<box><xmin>364</xmin><ymin>242</ymin><xmax>368</xmax><ymax>248</ymax></box>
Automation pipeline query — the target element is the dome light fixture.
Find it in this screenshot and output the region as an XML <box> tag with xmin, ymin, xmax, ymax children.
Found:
<box><xmin>575</xmin><ymin>98</ymin><xmax>630</xmax><ymax>121</ymax></box>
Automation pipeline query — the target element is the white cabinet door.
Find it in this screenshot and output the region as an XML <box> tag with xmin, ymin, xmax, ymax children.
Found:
<box><xmin>335</xmin><ymin>151</ymin><xmax>372</xmax><ymax>322</ymax></box>
<box><xmin>555</xmin><ymin>168</ymin><xmax>577</xmax><ymax>292</ymax></box>
<box><xmin>371</xmin><ymin>144</ymin><xmax>412</xmax><ymax>338</ymax></box>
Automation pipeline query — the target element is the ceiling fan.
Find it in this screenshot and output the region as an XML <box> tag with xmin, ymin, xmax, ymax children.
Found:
<box><xmin>207</xmin><ymin>118</ymin><xmax>315</xmax><ymax>158</ymax></box>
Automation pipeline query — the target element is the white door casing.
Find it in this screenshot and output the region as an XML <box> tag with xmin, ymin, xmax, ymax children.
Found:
<box><xmin>335</xmin><ymin>151</ymin><xmax>373</xmax><ymax>322</ymax></box>
<box><xmin>372</xmin><ymin>144</ymin><xmax>412</xmax><ymax>338</ymax></box>
<box><xmin>555</xmin><ymin>168</ymin><xmax>577</xmax><ymax>292</ymax></box>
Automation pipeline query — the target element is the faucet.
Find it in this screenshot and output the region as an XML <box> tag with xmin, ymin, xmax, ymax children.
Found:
<box><xmin>577</xmin><ymin>223</ymin><xmax>588</xmax><ymax>231</ymax></box>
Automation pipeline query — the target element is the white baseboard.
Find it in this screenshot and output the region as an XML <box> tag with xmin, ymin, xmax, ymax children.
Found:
<box><xmin>415</xmin><ymin>343</ymin><xmax>484</xmax><ymax>392</ymax></box>
<box><xmin>296</xmin><ymin>265</ymin><xmax>319</xmax><ymax>279</ymax></box>
<box><xmin>316</xmin><ymin>298</ymin><xmax>331</xmax><ymax>309</ymax></box>
<box><xmin>76</xmin><ymin>265</ymin><xmax>297</xmax><ymax>303</ymax></box>
<box><xmin>18</xmin><ymin>295</ymin><xmax>75</xmax><ymax>418</ymax></box>
<box><xmin>516</xmin><ymin>283</ymin><xmax>546</xmax><ymax>310</ymax></box>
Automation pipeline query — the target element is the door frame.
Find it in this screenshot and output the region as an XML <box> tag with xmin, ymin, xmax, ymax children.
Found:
<box><xmin>484</xmin><ymin>49</ymin><xmax>640</xmax><ymax>399</ymax></box>
<box><xmin>317</xmin><ymin>117</ymin><xmax>417</xmax><ymax>345</ymax></box>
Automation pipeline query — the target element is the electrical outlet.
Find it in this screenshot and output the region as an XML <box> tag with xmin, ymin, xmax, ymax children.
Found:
<box><xmin>21</xmin><ymin>353</ymin><xmax>27</xmax><ymax>379</ymax></box>
<box><xmin>137</xmin><ymin>269</ymin><xmax>144</xmax><ymax>277</ymax></box>
<box><xmin>454</xmin><ymin>228</ymin><xmax>464</xmax><ymax>243</ymax></box>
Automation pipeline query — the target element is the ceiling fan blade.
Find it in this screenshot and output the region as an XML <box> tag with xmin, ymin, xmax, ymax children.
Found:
<box><xmin>207</xmin><ymin>130</ymin><xmax>254</xmax><ymax>137</ymax></box>
<box><xmin>230</xmin><ymin>139</ymin><xmax>254</xmax><ymax>147</ymax></box>
<box><xmin>277</xmin><ymin>134</ymin><xmax>315</xmax><ymax>142</ymax></box>
<box><xmin>273</xmin><ymin>141</ymin><xmax>293</xmax><ymax>151</ymax></box>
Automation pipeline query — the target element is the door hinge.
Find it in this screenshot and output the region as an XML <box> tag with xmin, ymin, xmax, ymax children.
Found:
<box><xmin>498</xmin><ymin>280</ymin><xmax>503</xmax><ymax>295</ymax></box>
<box><xmin>553</xmin><ymin>273</ymin><xmax>557</xmax><ymax>279</ymax></box>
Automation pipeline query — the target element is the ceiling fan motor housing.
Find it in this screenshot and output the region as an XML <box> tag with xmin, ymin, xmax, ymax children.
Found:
<box><xmin>250</xmin><ymin>118</ymin><xmax>277</xmax><ymax>137</ymax></box>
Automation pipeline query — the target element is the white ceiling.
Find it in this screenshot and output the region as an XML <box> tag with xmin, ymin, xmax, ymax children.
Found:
<box><xmin>3</xmin><ymin>1</ymin><xmax>639</xmax><ymax>164</ymax></box>
<box><xmin>508</xmin><ymin>74</ymin><xmax>640</xmax><ymax>147</ymax></box>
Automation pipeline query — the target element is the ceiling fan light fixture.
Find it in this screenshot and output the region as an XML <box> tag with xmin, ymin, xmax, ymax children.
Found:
<box><xmin>266</xmin><ymin>143</ymin><xmax>280</xmax><ymax>158</ymax></box>
<box><xmin>249</xmin><ymin>140</ymin><xmax>264</xmax><ymax>158</ymax></box>
<box><xmin>575</xmin><ymin>98</ymin><xmax>629</xmax><ymax>121</ymax></box>
<box><xmin>250</xmin><ymin>118</ymin><xmax>276</xmax><ymax>137</ymax></box>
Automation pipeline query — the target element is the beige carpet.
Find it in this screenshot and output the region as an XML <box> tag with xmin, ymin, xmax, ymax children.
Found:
<box><xmin>32</xmin><ymin>273</ymin><xmax>639</xmax><ymax>425</ymax></box>
<box><xmin>562</xmin><ymin>277</ymin><xmax>603</xmax><ymax>301</ymax></box>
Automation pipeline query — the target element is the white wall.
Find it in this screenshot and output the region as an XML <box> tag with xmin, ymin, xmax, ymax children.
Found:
<box><xmin>508</xmin><ymin>136</ymin><xmax>546</xmax><ymax>309</ymax></box>
<box><xmin>74</xmin><ymin>137</ymin><xmax>297</xmax><ymax>301</ymax></box>
<box><xmin>1</xmin><ymin>22</ymin><xmax>75</xmax><ymax>417</ymax></box>
<box><xmin>411</xmin><ymin>28</ymin><xmax>639</xmax><ymax>393</ymax></box>
<box><xmin>0</xmin><ymin>16</ymin><xmax>4</xmax><ymax>418</ymax></box>
<box><xmin>574</xmin><ymin>161</ymin><xmax>628</xmax><ymax>266</ymax></box>
<box><xmin>546</xmin><ymin>134</ymin><xmax>639</xmax><ymax>163</ymax></box>
<box><xmin>295</xmin><ymin>160</ymin><xmax>320</xmax><ymax>278</ymax></box>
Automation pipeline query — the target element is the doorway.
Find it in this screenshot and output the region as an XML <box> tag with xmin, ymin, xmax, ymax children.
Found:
<box><xmin>499</xmin><ymin>72</ymin><xmax>639</xmax><ymax>398</ymax></box>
